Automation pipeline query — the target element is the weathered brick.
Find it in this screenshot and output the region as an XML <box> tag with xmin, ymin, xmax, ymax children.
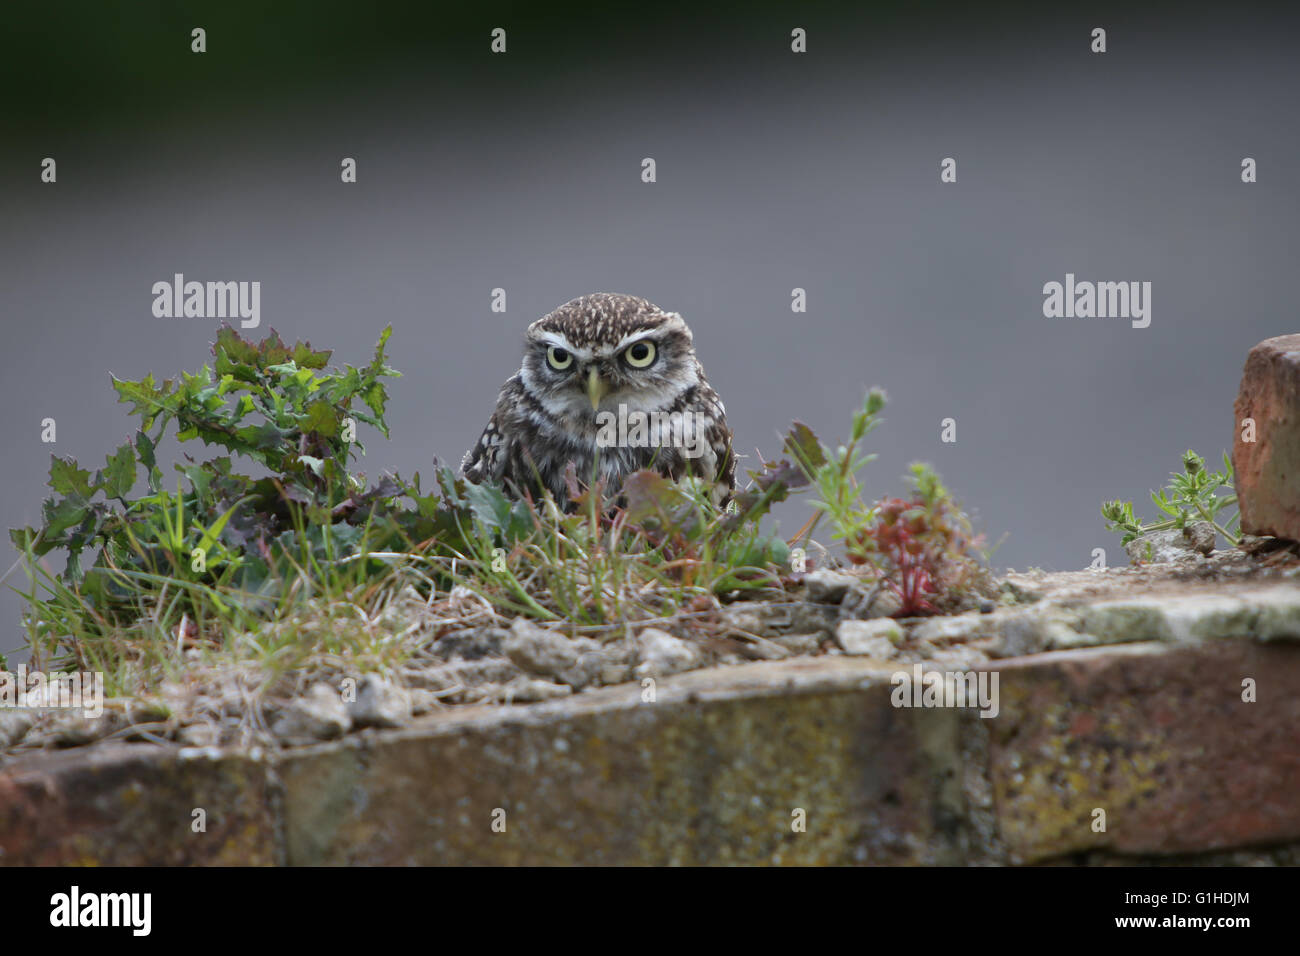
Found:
<box><xmin>1234</xmin><ymin>333</ymin><xmax>1300</xmax><ymax>540</ymax></box>
<box><xmin>0</xmin><ymin>744</ymin><xmax>277</xmax><ymax>866</ymax></box>
<box><xmin>986</xmin><ymin>640</ymin><xmax>1300</xmax><ymax>863</ymax></box>
<box><xmin>279</xmin><ymin>657</ymin><xmax>971</xmax><ymax>865</ymax></box>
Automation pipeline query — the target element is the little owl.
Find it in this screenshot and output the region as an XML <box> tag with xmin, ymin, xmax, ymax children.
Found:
<box><xmin>460</xmin><ymin>293</ymin><xmax>735</xmax><ymax>505</ymax></box>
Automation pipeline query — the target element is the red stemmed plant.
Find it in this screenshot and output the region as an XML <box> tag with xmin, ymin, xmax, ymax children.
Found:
<box><xmin>853</xmin><ymin>496</ymin><xmax>941</xmax><ymax>614</ymax></box>
<box><xmin>788</xmin><ymin>390</ymin><xmax>985</xmax><ymax>617</ymax></box>
<box><xmin>847</xmin><ymin>465</ymin><xmax>981</xmax><ymax>616</ymax></box>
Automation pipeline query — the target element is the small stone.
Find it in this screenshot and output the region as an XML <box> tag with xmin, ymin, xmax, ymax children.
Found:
<box><xmin>787</xmin><ymin>603</ymin><xmax>840</xmax><ymax>636</ymax></box>
<box><xmin>979</xmin><ymin>601</ymin><xmax>996</xmax><ymax>614</ymax></box>
<box><xmin>406</xmin><ymin>658</ymin><xmax>523</xmax><ymax>692</ymax></box>
<box><xmin>771</xmin><ymin>633</ymin><xmax>824</xmax><ymax>655</ymax></box>
<box><xmin>1125</xmin><ymin>528</ymin><xmax>1203</xmax><ymax>565</ymax></box>
<box><xmin>804</xmin><ymin>569</ymin><xmax>856</xmax><ymax>604</ymax></box>
<box><xmin>504</xmin><ymin>619</ymin><xmax>623</xmax><ymax>690</ymax></box>
<box><xmin>271</xmin><ymin>682</ymin><xmax>351</xmax><ymax>744</ymax></box>
<box><xmin>0</xmin><ymin>710</ymin><xmax>35</xmax><ymax>748</ymax></box>
<box><xmin>836</xmin><ymin>619</ymin><xmax>903</xmax><ymax>657</ymax></box>
<box><xmin>432</xmin><ymin>626</ymin><xmax>508</xmax><ymax>661</ymax></box>
<box><xmin>718</xmin><ymin>603</ymin><xmax>767</xmax><ymax>636</ymax></box>
<box><xmin>1234</xmin><ymin>333</ymin><xmax>1300</xmax><ymax>542</ymax></box>
<box><xmin>912</xmin><ymin>615</ymin><xmax>998</xmax><ymax>644</ymax></box>
<box><xmin>50</xmin><ymin>712</ymin><xmax>124</xmax><ymax>747</ymax></box>
<box><xmin>498</xmin><ymin>677</ymin><xmax>573</xmax><ymax>703</ymax></box>
<box><xmin>1184</xmin><ymin>521</ymin><xmax>1217</xmax><ymax>555</ymax></box>
<box><xmin>635</xmin><ymin>628</ymin><xmax>703</xmax><ymax>678</ymax></box>
<box><xmin>346</xmin><ymin>674</ymin><xmax>412</xmax><ymax>729</ymax></box>
<box><xmin>506</xmin><ymin>618</ymin><xmax>596</xmax><ymax>675</ymax></box>
<box><xmin>843</xmin><ymin>584</ymin><xmax>904</xmax><ymax>620</ymax></box>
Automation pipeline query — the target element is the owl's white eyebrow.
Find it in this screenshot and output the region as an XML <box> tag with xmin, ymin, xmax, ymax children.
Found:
<box><xmin>534</xmin><ymin>332</ymin><xmax>591</xmax><ymax>361</ymax></box>
<box><xmin>613</xmin><ymin>330</ymin><xmax>659</xmax><ymax>352</ymax></box>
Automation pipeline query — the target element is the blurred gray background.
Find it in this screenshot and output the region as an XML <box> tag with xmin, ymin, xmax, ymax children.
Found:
<box><xmin>3</xmin><ymin>1</ymin><xmax>1297</xmax><ymax>654</ymax></box>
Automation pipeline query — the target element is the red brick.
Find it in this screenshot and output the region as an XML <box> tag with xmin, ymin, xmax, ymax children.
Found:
<box><xmin>1234</xmin><ymin>333</ymin><xmax>1300</xmax><ymax>540</ymax></box>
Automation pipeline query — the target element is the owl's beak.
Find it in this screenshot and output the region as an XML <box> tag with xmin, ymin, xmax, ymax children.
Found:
<box><xmin>586</xmin><ymin>367</ymin><xmax>609</xmax><ymax>410</ymax></box>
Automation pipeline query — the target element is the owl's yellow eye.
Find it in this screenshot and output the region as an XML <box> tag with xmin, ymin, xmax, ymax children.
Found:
<box><xmin>623</xmin><ymin>341</ymin><xmax>656</xmax><ymax>368</ymax></box>
<box><xmin>546</xmin><ymin>346</ymin><xmax>573</xmax><ymax>370</ymax></box>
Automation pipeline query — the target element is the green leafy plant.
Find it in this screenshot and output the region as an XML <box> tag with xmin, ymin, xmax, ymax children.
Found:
<box><xmin>13</xmin><ymin>325</ymin><xmax>400</xmax><ymax>582</ymax></box>
<box><xmin>8</xmin><ymin>325</ymin><xmax>420</xmax><ymax>683</ymax></box>
<box><xmin>1102</xmin><ymin>450</ymin><xmax>1240</xmax><ymax>547</ymax></box>
<box><xmin>785</xmin><ymin>387</ymin><xmax>886</xmax><ymax>564</ymax></box>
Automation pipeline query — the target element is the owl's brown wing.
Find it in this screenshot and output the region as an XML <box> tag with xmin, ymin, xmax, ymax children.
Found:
<box><xmin>709</xmin><ymin>418</ymin><xmax>736</xmax><ymax>493</ymax></box>
<box><xmin>459</xmin><ymin>376</ymin><xmax>519</xmax><ymax>485</ymax></box>
<box><xmin>692</xmin><ymin>379</ymin><xmax>736</xmax><ymax>503</ymax></box>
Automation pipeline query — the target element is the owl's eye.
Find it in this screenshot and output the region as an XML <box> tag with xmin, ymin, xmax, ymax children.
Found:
<box><xmin>623</xmin><ymin>341</ymin><xmax>656</xmax><ymax>368</ymax></box>
<box><xmin>546</xmin><ymin>346</ymin><xmax>573</xmax><ymax>370</ymax></box>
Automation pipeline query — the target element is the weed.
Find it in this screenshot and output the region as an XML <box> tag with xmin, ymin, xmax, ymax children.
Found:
<box><xmin>1102</xmin><ymin>450</ymin><xmax>1240</xmax><ymax>548</ymax></box>
<box><xmin>786</xmin><ymin>390</ymin><xmax>985</xmax><ymax>616</ymax></box>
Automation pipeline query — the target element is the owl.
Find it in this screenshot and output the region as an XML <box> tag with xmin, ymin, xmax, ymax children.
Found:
<box><xmin>460</xmin><ymin>293</ymin><xmax>735</xmax><ymax>506</ymax></box>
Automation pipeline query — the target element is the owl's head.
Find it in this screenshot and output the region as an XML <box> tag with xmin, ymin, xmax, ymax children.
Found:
<box><xmin>520</xmin><ymin>293</ymin><xmax>702</xmax><ymax>418</ymax></box>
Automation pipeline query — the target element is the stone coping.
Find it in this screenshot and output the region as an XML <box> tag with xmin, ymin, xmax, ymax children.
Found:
<box><xmin>3</xmin><ymin>598</ymin><xmax>1298</xmax><ymax>864</ymax></box>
